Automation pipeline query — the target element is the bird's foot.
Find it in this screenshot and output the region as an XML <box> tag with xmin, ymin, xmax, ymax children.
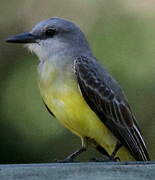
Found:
<box><xmin>54</xmin><ymin>157</ymin><xmax>79</xmax><ymax>163</ymax></box>
<box><xmin>90</xmin><ymin>156</ymin><xmax>120</xmax><ymax>162</ymax></box>
<box><xmin>53</xmin><ymin>147</ymin><xmax>86</xmax><ymax>163</ymax></box>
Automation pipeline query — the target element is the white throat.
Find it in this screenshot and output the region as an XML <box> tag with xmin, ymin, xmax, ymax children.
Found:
<box><xmin>26</xmin><ymin>38</ymin><xmax>71</xmax><ymax>62</ymax></box>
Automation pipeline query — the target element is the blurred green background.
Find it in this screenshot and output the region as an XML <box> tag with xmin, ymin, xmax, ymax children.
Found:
<box><xmin>0</xmin><ymin>0</ymin><xmax>155</xmax><ymax>163</ymax></box>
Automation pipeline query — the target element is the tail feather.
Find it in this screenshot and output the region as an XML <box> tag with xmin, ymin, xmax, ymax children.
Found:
<box><xmin>131</xmin><ymin>124</ymin><xmax>150</xmax><ymax>161</ymax></box>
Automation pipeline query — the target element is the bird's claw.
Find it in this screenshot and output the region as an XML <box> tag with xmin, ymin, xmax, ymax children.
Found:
<box><xmin>53</xmin><ymin>158</ymin><xmax>79</xmax><ymax>163</ymax></box>
<box><xmin>90</xmin><ymin>156</ymin><xmax>120</xmax><ymax>162</ymax></box>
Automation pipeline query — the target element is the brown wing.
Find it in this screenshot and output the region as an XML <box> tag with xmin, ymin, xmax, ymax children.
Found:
<box><xmin>74</xmin><ymin>56</ymin><xmax>150</xmax><ymax>161</ymax></box>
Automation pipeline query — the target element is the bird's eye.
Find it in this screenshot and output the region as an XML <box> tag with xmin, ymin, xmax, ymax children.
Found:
<box><xmin>45</xmin><ymin>28</ymin><xmax>57</xmax><ymax>37</ymax></box>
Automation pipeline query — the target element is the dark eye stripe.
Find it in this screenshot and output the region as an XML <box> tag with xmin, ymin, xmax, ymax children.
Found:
<box><xmin>44</xmin><ymin>28</ymin><xmax>57</xmax><ymax>37</ymax></box>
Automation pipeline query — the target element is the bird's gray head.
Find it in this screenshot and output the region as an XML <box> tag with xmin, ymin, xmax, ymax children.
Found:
<box><xmin>6</xmin><ymin>17</ymin><xmax>92</xmax><ymax>60</ymax></box>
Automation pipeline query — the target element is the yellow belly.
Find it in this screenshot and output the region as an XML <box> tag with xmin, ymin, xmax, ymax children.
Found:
<box><xmin>38</xmin><ymin>61</ymin><xmax>134</xmax><ymax>161</ymax></box>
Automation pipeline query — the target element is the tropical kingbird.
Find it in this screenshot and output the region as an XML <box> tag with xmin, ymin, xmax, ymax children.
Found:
<box><xmin>6</xmin><ymin>17</ymin><xmax>150</xmax><ymax>161</ymax></box>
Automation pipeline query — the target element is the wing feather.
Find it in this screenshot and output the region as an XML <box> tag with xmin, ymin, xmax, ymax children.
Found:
<box><xmin>74</xmin><ymin>56</ymin><xmax>150</xmax><ymax>161</ymax></box>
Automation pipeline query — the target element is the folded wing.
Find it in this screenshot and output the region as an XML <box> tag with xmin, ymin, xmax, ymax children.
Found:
<box><xmin>74</xmin><ymin>56</ymin><xmax>150</xmax><ymax>161</ymax></box>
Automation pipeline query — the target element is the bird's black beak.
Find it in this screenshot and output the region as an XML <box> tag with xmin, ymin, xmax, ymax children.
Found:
<box><xmin>6</xmin><ymin>32</ymin><xmax>38</xmax><ymax>44</ymax></box>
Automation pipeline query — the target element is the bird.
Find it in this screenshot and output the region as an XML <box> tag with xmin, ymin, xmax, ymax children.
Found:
<box><xmin>6</xmin><ymin>17</ymin><xmax>150</xmax><ymax>162</ymax></box>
